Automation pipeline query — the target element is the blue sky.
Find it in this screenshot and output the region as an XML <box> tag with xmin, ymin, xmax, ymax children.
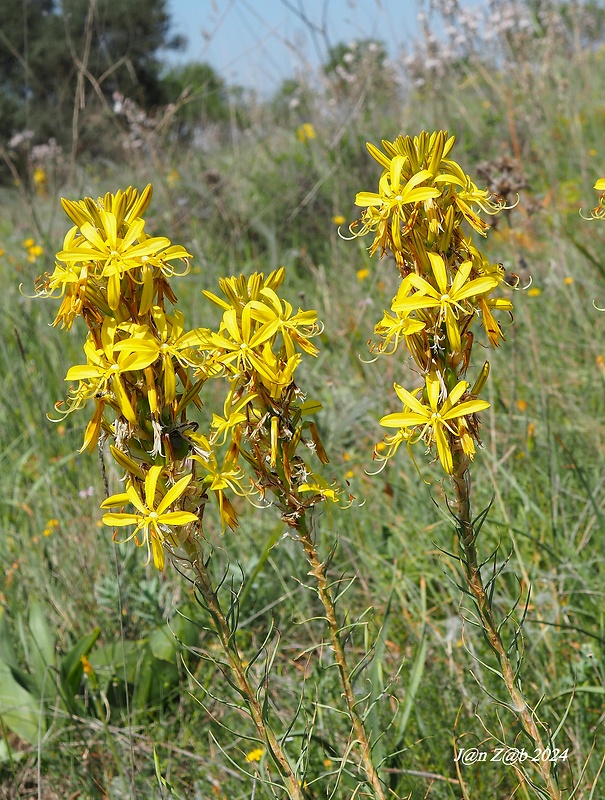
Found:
<box><xmin>166</xmin><ymin>0</ymin><xmax>420</xmax><ymax>92</ymax></box>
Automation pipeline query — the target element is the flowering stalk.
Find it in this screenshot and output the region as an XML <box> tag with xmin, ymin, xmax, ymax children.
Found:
<box><xmin>349</xmin><ymin>131</ymin><xmax>560</xmax><ymax>799</ymax></box>
<box><xmin>35</xmin><ymin>186</ymin><xmax>311</xmax><ymax>796</ymax></box>
<box><xmin>296</xmin><ymin>516</ymin><xmax>386</xmax><ymax>800</ymax></box>
<box><xmin>37</xmin><ymin>185</ymin><xmax>386</xmax><ymax>794</ymax></box>
<box><xmin>201</xmin><ymin>272</ymin><xmax>386</xmax><ymax>797</ymax></box>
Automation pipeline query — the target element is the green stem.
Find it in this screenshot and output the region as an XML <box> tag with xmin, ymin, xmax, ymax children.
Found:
<box><xmin>296</xmin><ymin>515</ymin><xmax>387</xmax><ymax>800</ymax></box>
<box><xmin>451</xmin><ymin>456</ymin><xmax>561</xmax><ymax>800</ymax></box>
<box><xmin>182</xmin><ymin>534</ymin><xmax>306</xmax><ymax>800</ymax></box>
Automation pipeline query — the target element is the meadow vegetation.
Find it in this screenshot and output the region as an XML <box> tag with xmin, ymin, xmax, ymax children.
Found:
<box><xmin>1</xmin><ymin>1</ymin><xmax>605</xmax><ymax>798</ymax></box>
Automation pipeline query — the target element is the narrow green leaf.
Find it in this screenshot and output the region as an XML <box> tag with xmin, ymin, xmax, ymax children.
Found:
<box><xmin>0</xmin><ymin>659</ymin><xmax>44</xmax><ymax>745</ymax></box>
<box><xmin>60</xmin><ymin>627</ymin><xmax>101</xmax><ymax>701</ymax></box>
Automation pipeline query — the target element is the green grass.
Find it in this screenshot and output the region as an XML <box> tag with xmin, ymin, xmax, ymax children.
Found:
<box><xmin>1</xmin><ymin>17</ymin><xmax>605</xmax><ymax>800</ymax></box>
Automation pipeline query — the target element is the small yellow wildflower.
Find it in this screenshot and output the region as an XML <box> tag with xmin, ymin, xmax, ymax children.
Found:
<box><xmin>27</xmin><ymin>245</ymin><xmax>43</xmax><ymax>262</ymax></box>
<box><xmin>589</xmin><ymin>149</ymin><xmax>598</xmax><ymax>157</ymax></box>
<box><xmin>245</xmin><ymin>747</ymin><xmax>264</xmax><ymax>762</ymax></box>
<box><xmin>564</xmin><ymin>276</ymin><xmax>574</xmax><ymax>285</ymax></box>
<box><xmin>297</xmin><ymin>123</ymin><xmax>316</xmax><ymax>143</ymax></box>
<box><xmin>516</xmin><ymin>400</ymin><xmax>528</xmax><ymax>412</ymax></box>
<box><xmin>596</xmin><ymin>354</ymin><xmax>605</xmax><ymax>372</ymax></box>
<box><xmin>43</xmin><ymin>518</ymin><xmax>59</xmax><ymax>537</ymax></box>
<box><xmin>81</xmin><ymin>655</ymin><xmax>94</xmax><ymax>676</ymax></box>
<box><xmin>33</xmin><ymin>167</ymin><xmax>47</xmax><ymax>195</ymax></box>
<box><xmin>357</xmin><ymin>268</ymin><xmax>370</xmax><ymax>281</ymax></box>
<box><xmin>527</xmin><ymin>287</ymin><xmax>541</xmax><ymax>297</ymax></box>
<box><xmin>332</xmin><ymin>214</ymin><xmax>346</xmax><ymax>226</ymax></box>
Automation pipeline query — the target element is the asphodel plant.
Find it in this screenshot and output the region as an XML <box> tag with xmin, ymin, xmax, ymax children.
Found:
<box><xmin>348</xmin><ymin>131</ymin><xmax>560</xmax><ymax>800</ymax></box>
<box><xmin>35</xmin><ymin>185</ymin><xmax>385</xmax><ymax>798</ymax></box>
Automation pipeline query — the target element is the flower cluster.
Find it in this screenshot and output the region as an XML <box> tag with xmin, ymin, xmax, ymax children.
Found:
<box><xmin>349</xmin><ymin>130</ymin><xmax>513</xmax><ymax>474</ymax></box>
<box><xmin>199</xmin><ymin>269</ymin><xmax>341</xmax><ymax>528</ymax></box>
<box><xmin>37</xmin><ymin>186</ymin><xmax>338</xmax><ymax>570</ymax></box>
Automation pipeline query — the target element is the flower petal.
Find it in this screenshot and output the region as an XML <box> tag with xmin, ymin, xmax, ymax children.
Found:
<box><xmin>156</xmin><ymin>472</ymin><xmax>193</xmax><ymax>516</ymax></box>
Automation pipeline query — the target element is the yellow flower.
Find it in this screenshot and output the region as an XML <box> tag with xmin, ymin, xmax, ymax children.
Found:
<box><xmin>564</xmin><ymin>276</ymin><xmax>574</xmax><ymax>285</ymax></box>
<box><xmin>210</xmin><ymin>389</ymin><xmax>256</xmax><ymax>446</ymax></box>
<box><xmin>56</xmin><ymin>211</ymin><xmax>170</xmax><ymax>310</ymax></box>
<box><xmin>125</xmin><ymin>308</ymin><xmax>210</xmax><ymax>404</ymax></box>
<box><xmin>355</xmin><ymin>159</ymin><xmax>441</xmax><ymax>249</ymax></box>
<box><xmin>296</xmin><ymin>123</ymin><xmax>316</xmax><ymax>142</ymax></box>
<box><xmin>380</xmin><ymin>372</ymin><xmax>490</xmax><ymax>474</ymax></box>
<box><xmin>393</xmin><ymin>254</ymin><xmax>498</xmax><ymax>353</ymax></box>
<box><xmin>357</xmin><ymin>268</ymin><xmax>370</xmax><ymax>282</ymax></box>
<box><xmin>434</xmin><ymin>160</ymin><xmax>506</xmax><ymax>235</ymax></box>
<box><xmin>248</xmin><ymin>290</ymin><xmax>320</xmax><ymax>359</ymax></box>
<box><xmin>245</xmin><ymin>748</ymin><xmax>264</xmax><ymax>763</ymax></box>
<box><xmin>192</xmin><ymin>444</ymin><xmax>249</xmax><ymax>532</ymax></box>
<box><xmin>332</xmin><ymin>214</ymin><xmax>346</xmax><ymax>225</ymax></box>
<box><xmin>33</xmin><ymin>167</ymin><xmax>47</xmax><ymax>195</ymax></box>
<box><xmin>373</xmin><ymin>308</ymin><xmax>425</xmax><ymax>355</ymax></box>
<box><xmin>43</xmin><ymin>518</ymin><xmax>59</xmax><ymax>537</ymax></box>
<box><xmin>64</xmin><ymin>318</ymin><xmax>158</xmax><ymax>423</ymax></box>
<box><xmin>527</xmin><ymin>287</ymin><xmax>541</xmax><ymax>297</ymax></box>
<box><xmin>101</xmin><ymin>466</ymin><xmax>198</xmax><ymax>570</ymax></box>
<box><xmin>81</xmin><ymin>655</ymin><xmax>94</xmax><ymax>676</ymax></box>
<box><xmin>298</xmin><ymin>473</ymin><xmax>341</xmax><ymax>503</ymax></box>
<box><xmin>586</xmin><ymin>177</ymin><xmax>605</xmax><ymax>219</ymax></box>
<box><xmin>477</xmin><ymin>294</ymin><xmax>513</xmax><ymax>348</ymax></box>
<box><xmin>207</xmin><ymin>306</ymin><xmax>280</xmax><ymax>382</ymax></box>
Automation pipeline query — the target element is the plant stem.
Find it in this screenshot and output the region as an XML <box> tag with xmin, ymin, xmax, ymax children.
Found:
<box><xmin>297</xmin><ymin>515</ymin><xmax>387</xmax><ymax>800</ymax></box>
<box><xmin>183</xmin><ymin>534</ymin><xmax>306</xmax><ymax>800</ymax></box>
<box><xmin>451</xmin><ymin>457</ymin><xmax>560</xmax><ymax>800</ymax></box>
